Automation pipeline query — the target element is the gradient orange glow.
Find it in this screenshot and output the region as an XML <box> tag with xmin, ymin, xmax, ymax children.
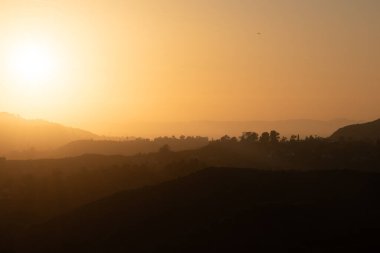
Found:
<box><xmin>0</xmin><ymin>0</ymin><xmax>379</xmax><ymax>135</ymax></box>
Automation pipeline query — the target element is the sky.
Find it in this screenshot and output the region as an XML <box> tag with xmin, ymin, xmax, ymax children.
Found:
<box><xmin>0</xmin><ymin>0</ymin><xmax>379</xmax><ymax>135</ymax></box>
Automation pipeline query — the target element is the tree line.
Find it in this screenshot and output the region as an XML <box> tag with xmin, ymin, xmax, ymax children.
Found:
<box><xmin>215</xmin><ymin>131</ymin><xmax>324</xmax><ymax>144</ymax></box>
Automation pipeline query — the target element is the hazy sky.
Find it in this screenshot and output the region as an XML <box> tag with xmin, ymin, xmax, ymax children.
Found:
<box><xmin>0</xmin><ymin>0</ymin><xmax>379</xmax><ymax>135</ymax></box>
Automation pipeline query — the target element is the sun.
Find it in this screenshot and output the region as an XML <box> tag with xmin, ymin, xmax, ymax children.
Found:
<box><xmin>9</xmin><ymin>42</ymin><xmax>55</xmax><ymax>82</ymax></box>
<box><xmin>2</xmin><ymin>36</ymin><xmax>69</xmax><ymax>113</ymax></box>
<box><xmin>1</xmin><ymin>34</ymin><xmax>74</xmax><ymax>119</ymax></box>
<box><xmin>6</xmin><ymin>38</ymin><xmax>59</xmax><ymax>91</ymax></box>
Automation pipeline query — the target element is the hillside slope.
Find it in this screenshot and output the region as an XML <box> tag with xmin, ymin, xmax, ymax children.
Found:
<box><xmin>19</xmin><ymin>168</ymin><xmax>380</xmax><ymax>253</ymax></box>
<box><xmin>0</xmin><ymin>112</ymin><xmax>97</xmax><ymax>157</ymax></box>
<box><xmin>52</xmin><ymin>137</ymin><xmax>209</xmax><ymax>158</ymax></box>
<box><xmin>330</xmin><ymin>119</ymin><xmax>380</xmax><ymax>142</ymax></box>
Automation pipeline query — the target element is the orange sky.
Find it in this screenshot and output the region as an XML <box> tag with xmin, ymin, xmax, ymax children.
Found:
<box><xmin>0</xmin><ymin>0</ymin><xmax>379</xmax><ymax>135</ymax></box>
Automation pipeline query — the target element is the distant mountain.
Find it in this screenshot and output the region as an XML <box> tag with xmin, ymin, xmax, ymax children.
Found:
<box><xmin>121</xmin><ymin>119</ymin><xmax>360</xmax><ymax>139</ymax></box>
<box><xmin>330</xmin><ymin>119</ymin><xmax>380</xmax><ymax>142</ymax></box>
<box><xmin>0</xmin><ymin>112</ymin><xmax>98</xmax><ymax>157</ymax></box>
<box><xmin>19</xmin><ymin>168</ymin><xmax>380</xmax><ymax>253</ymax></box>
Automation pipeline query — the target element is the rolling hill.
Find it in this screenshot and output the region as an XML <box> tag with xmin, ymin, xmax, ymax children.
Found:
<box><xmin>18</xmin><ymin>167</ymin><xmax>380</xmax><ymax>253</ymax></box>
<box><xmin>0</xmin><ymin>112</ymin><xmax>98</xmax><ymax>157</ymax></box>
<box><xmin>330</xmin><ymin>119</ymin><xmax>380</xmax><ymax>142</ymax></box>
<box><xmin>51</xmin><ymin>137</ymin><xmax>209</xmax><ymax>158</ymax></box>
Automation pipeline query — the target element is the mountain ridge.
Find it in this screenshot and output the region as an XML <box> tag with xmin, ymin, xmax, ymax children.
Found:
<box><xmin>0</xmin><ymin>112</ymin><xmax>98</xmax><ymax>156</ymax></box>
<box><xmin>330</xmin><ymin>118</ymin><xmax>380</xmax><ymax>141</ymax></box>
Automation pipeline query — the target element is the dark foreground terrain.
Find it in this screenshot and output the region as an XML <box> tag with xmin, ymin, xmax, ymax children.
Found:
<box><xmin>15</xmin><ymin>167</ymin><xmax>380</xmax><ymax>253</ymax></box>
<box><xmin>1</xmin><ymin>137</ymin><xmax>380</xmax><ymax>253</ymax></box>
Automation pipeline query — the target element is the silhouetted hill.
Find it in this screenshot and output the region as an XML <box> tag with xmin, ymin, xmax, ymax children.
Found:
<box><xmin>0</xmin><ymin>152</ymin><xmax>208</xmax><ymax>252</ymax></box>
<box><xmin>52</xmin><ymin>136</ymin><xmax>208</xmax><ymax>158</ymax></box>
<box><xmin>19</xmin><ymin>168</ymin><xmax>380</xmax><ymax>253</ymax></box>
<box><xmin>330</xmin><ymin>119</ymin><xmax>380</xmax><ymax>142</ymax></box>
<box><xmin>0</xmin><ymin>112</ymin><xmax>98</xmax><ymax>157</ymax></box>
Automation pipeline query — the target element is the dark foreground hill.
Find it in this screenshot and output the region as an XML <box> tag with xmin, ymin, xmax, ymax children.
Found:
<box><xmin>18</xmin><ymin>168</ymin><xmax>380</xmax><ymax>253</ymax></box>
<box><xmin>330</xmin><ymin>119</ymin><xmax>380</xmax><ymax>142</ymax></box>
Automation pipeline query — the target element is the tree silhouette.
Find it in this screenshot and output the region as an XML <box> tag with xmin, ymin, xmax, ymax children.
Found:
<box><xmin>270</xmin><ymin>130</ymin><xmax>280</xmax><ymax>143</ymax></box>
<box><xmin>220</xmin><ymin>135</ymin><xmax>231</xmax><ymax>142</ymax></box>
<box><xmin>290</xmin><ymin>135</ymin><xmax>298</xmax><ymax>143</ymax></box>
<box><xmin>259</xmin><ymin>132</ymin><xmax>270</xmax><ymax>143</ymax></box>
<box><xmin>240</xmin><ymin>132</ymin><xmax>259</xmax><ymax>143</ymax></box>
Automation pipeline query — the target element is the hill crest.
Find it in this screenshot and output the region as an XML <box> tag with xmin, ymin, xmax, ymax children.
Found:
<box><xmin>330</xmin><ymin>118</ymin><xmax>380</xmax><ymax>141</ymax></box>
<box><xmin>0</xmin><ymin>112</ymin><xmax>98</xmax><ymax>156</ymax></box>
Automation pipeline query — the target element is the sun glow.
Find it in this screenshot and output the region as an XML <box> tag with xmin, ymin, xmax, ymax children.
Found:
<box><xmin>6</xmin><ymin>39</ymin><xmax>59</xmax><ymax>87</ymax></box>
<box><xmin>0</xmin><ymin>34</ymin><xmax>72</xmax><ymax>118</ymax></box>
<box><xmin>1</xmin><ymin>35</ymin><xmax>71</xmax><ymax>113</ymax></box>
